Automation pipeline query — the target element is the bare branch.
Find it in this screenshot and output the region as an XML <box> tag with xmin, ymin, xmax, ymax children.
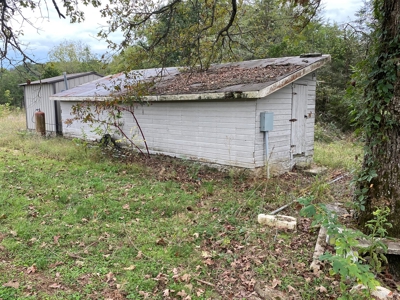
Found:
<box><xmin>214</xmin><ymin>0</ymin><xmax>237</xmax><ymax>44</ymax></box>
<box><xmin>52</xmin><ymin>0</ymin><xmax>66</xmax><ymax>19</ymax></box>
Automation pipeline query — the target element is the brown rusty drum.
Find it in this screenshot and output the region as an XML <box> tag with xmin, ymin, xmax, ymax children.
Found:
<box><xmin>35</xmin><ymin>110</ymin><xmax>46</xmax><ymax>136</ymax></box>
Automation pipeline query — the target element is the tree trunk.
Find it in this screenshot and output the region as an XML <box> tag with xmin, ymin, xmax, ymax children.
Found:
<box><xmin>357</xmin><ymin>0</ymin><xmax>400</xmax><ymax>236</ymax></box>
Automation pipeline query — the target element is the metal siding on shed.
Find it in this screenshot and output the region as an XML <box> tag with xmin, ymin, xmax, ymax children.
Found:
<box><xmin>24</xmin><ymin>74</ymin><xmax>103</xmax><ymax>133</ymax></box>
<box><xmin>54</xmin><ymin>74</ymin><xmax>101</xmax><ymax>93</ymax></box>
<box><xmin>61</xmin><ymin>100</ymin><xmax>258</xmax><ymax>168</ymax></box>
<box><xmin>24</xmin><ymin>83</ymin><xmax>56</xmax><ymax>132</ymax></box>
<box><xmin>55</xmin><ymin>81</ymin><xmax>68</xmax><ymax>93</ymax></box>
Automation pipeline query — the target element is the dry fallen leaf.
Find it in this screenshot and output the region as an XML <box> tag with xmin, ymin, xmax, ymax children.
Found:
<box><xmin>75</xmin><ymin>260</ymin><xmax>84</xmax><ymax>267</ymax></box>
<box><xmin>316</xmin><ymin>285</ymin><xmax>328</xmax><ymax>293</ymax></box>
<box><xmin>201</xmin><ymin>251</ymin><xmax>211</xmax><ymax>258</ymax></box>
<box><xmin>28</xmin><ymin>237</ymin><xmax>37</xmax><ymax>244</ymax></box>
<box><xmin>26</xmin><ymin>265</ymin><xmax>37</xmax><ymax>274</ymax></box>
<box><xmin>252</xmin><ymin>258</ymin><xmax>263</xmax><ymax>266</ymax></box>
<box><xmin>156</xmin><ymin>238</ymin><xmax>167</xmax><ymax>246</ymax></box>
<box><xmin>177</xmin><ymin>289</ymin><xmax>187</xmax><ymax>297</ymax></box>
<box><xmin>122</xmin><ymin>204</ymin><xmax>130</xmax><ymax>210</ymax></box>
<box><xmin>3</xmin><ymin>281</ymin><xmax>19</xmax><ymax>289</ymax></box>
<box><xmin>105</xmin><ymin>272</ymin><xmax>114</xmax><ymax>283</ymax></box>
<box><xmin>196</xmin><ymin>288</ymin><xmax>204</xmax><ymax>296</ymax></box>
<box><xmin>287</xmin><ymin>285</ymin><xmax>296</xmax><ymax>293</ymax></box>
<box><xmin>136</xmin><ymin>251</ymin><xmax>143</xmax><ymax>259</ymax></box>
<box><xmin>139</xmin><ymin>290</ymin><xmax>150</xmax><ymax>298</ymax></box>
<box><xmin>181</xmin><ymin>273</ymin><xmax>191</xmax><ymax>282</ymax></box>
<box><xmin>313</xmin><ymin>268</ymin><xmax>323</xmax><ymax>277</ymax></box>
<box><xmin>53</xmin><ymin>235</ymin><xmax>60</xmax><ymax>244</ymax></box>
<box><xmin>49</xmin><ymin>283</ymin><xmax>61</xmax><ymax>289</ymax></box>
<box><xmin>123</xmin><ymin>265</ymin><xmax>136</xmax><ymax>271</ymax></box>
<box><xmin>271</xmin><ymin>278</ymin><xmax>282</xmax><ymax>288</ymax></box>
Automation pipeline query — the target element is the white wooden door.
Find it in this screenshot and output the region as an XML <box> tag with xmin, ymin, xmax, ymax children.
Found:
<box><xmin>290</xmin><ymin>84</ymin><xmax>308</xmax><ymax>155</ymax></box>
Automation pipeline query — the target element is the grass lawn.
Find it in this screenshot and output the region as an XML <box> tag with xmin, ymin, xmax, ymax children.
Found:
<box><xmin>0</xmin><ymin>111</ymin><xmax>362</xmax><ymax>299</ymax></box>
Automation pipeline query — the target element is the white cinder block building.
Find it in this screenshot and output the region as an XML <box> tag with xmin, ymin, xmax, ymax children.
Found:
<box><xmin>50</xmin><ymin>55</ymin><xmax>330</xmax><ymax>174</ymax></box>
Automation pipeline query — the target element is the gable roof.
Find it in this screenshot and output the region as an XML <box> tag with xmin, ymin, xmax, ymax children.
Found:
<box><xmin>50</xmin><ymin>55</ymin><xmax>330</xmax><ymax>102</ymax></box>
<box><xmin>19</xmin><ymin>72</ymin><xmax>104</xmax><ymax>86</ymax></box>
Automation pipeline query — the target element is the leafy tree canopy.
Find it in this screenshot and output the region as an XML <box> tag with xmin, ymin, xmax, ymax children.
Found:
<box><xmin>1</xmin><ymin>0</ymin><xmax>321</xmax><ymax>70</ymax></box>
<box><xmin>48</xmin><ymin>40</ymin><xmax>105</xmax><ymax>74</ymax></box>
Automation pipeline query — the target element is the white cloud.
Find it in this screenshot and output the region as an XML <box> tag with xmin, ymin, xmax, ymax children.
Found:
<box><xmin>14</xmin><ymin>2</ymin><xmax>114</xmax><ymax>62</ymax></box>
<box><xmin>321</xmin><ymin>0</ymin><xmax>364</xmax><ymax>24</ymax></box>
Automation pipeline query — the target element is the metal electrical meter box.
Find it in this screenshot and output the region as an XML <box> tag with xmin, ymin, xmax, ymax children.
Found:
<box><xmin>260</xmin><ymin>112</ymin><xmax>274</xmax><ymax>132</ymax></box>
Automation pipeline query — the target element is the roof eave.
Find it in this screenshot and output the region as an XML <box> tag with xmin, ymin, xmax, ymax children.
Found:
<box><xmin>19</xmin><ymin>71</ymin><xmax>104</xmax><ymax>86</ymax></box>
<box><xmin>244</xmin><ymin>54</ymin><xmax>331</xmax><ymax>99</ymax></box>
<box><xmin>51</xmin><ymin>92</ymin><xmax>248</xmax><ymax>102</ymax></box>
<box><xmin>50</xmin><ymin>96</ymin><xmax>111</xmax><ymax>101</ymax></box>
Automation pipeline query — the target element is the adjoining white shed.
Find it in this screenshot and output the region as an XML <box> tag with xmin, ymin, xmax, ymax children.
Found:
<box><xmin>50</xmin><ymin>55</ymin><xmax>330</xmax><ymax>174</ymax></box>
<box><xmin>19</xmin><ymin>72</ymin><xmax>103</xmax><ymax>135</ymax></box>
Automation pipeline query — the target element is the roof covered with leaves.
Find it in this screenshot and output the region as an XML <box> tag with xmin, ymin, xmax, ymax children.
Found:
<box><xmin>50</xmin><ymin>55</ymin><xmax>330</xmax><ymax>101</ymax></box>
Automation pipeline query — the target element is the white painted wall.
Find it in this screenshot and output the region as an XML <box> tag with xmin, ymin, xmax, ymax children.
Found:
<box><xmin>61</xmin><ymin>100</ymin><xmax>258</xmax><ymax>168</ymax></box>
<box><xmin>254</xmin><ymin>84</ymin><xmax>293</xmax><ymax>172</ymax></box>
<box><xmin>254</xmin><ymin>74</ymin><xmax>316</xmax><ymax>174</ymax></box>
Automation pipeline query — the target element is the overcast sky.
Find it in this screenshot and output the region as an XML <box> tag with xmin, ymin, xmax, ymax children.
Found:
<box><xmin>14</xmin><ymin>0</ymin><xmax>364</xmax><ymax>64</ymax></box>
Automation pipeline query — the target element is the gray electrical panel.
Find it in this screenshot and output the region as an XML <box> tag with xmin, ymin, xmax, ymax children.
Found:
<box><xmin>260</xmin><ymin>112</ymin><xmax>274</xmax><ymax>132</ymax></box>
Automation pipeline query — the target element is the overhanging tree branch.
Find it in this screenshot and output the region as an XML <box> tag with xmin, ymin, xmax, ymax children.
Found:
<box><xmin>1</xmin><ymin>0</ymin><xmax>322</xmax><ymax>72</ymax></box>
<box><xmin>52</xmin><ymin>0</ymin><xmax>66</xmax><ymax>19</ymax></box>
<box><xmin>214</xmin><ymin>0</ymin><xmax>237</xmax><ymax>43</ymax></box>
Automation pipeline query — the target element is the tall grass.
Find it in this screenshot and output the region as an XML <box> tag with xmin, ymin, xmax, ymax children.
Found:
<box><xmin>314</xmin><ymin>122</ymin><xmax>363</xmax><ymax>172</ymax></box>
<box><xmin>0</xmin><ymin>110</ymin><xmax>102</xmax><ymax>163</ymax></box>
<box><xmin>314</xmin><ymin>140</ymin><xmax>363</xmax><ymax>172</ymax></box>
<box><xmin>0</xmin><ymin>110</ymin><xmax>26</xmax><ymax>142</ymax></box>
